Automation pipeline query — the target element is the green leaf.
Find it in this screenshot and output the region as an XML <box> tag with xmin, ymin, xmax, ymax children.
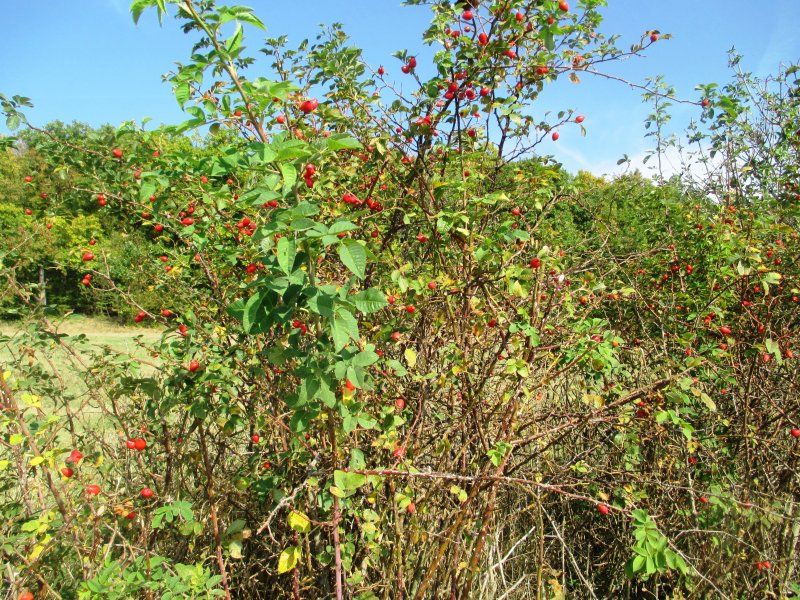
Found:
<box><xmin>352</xmin><ymin>288</ymin><xmax>388</xmax><ymax>314</ymax></box>
<box><xmin>334</xmin><ymin>470</ymin><xmax>367</xmax><ymax>491</ymax></box>
<box><xmin>280</xmin><ymin>162</ymin><xmax>297</xmax><ymax>195</ymax></box>
<box><xmin>277</xmin><ymin>546</ymin><xmax>301</xmax><ymax>574</ymax></box>
<box><xmin>330</xmin><ymin>307</ymin><xmax>359</xmax><ymax>351</ymax></box>
<box><xmin>9</xmin><ymin>434</ymin><xmax>24</xmax><ymax>446</ymax></box>
<box><xmin>352</xmin><ymin>351</ymin><xmax>379</xmax><ymax>367</ymax></box>
<box><xmin>225</xmin><ymin>23</ymin><xmax>244</xmax><ymax>55</ymax></box>
<box><xmin>543</xmin><ymin>29</ymin><xmax>555</xmax><ymax>51</ymax></box>
<box><xmin>326</xmin><ymin>134</ymin><xmax>363</xmax><ymax>151</ymax></box>
<box><xmin>632</xmin><ymin>554</ymin><xmax>646</xmax><ymax>574</ymax></box>
<box><xmin>229</xmin><ymin>539</ymin><xmax>243</xmax><ymax>559</ymax></box>
<box><xmin>242</xmin><ymin>290</ymin><xmax>266</xmax><ymax>333</ymax></box>
<box><xmin>328</xmin><ymin>220</ymin><xmax>358</xmax><ymax>235</ymax></box>
<box><xmin>5</xmin><ymin>114</ymin><xmax>20</xmax><ymax>131</ymax></box>
<box><xmin>338</xmin><ymin>240</ymin><xmax>366</xmax><ymax>279</ymax></box>
<box><xmin>130</xmin><ymin>0</ymin><xmax>157</xmax><ymax>24</ymax></box>
<box><xmin>290</xmin><ymin>407</ymin><xmax>318</xmax><ymax>432</ymax></box>
<box><xmin>765</xmin><ymin>337</ymin><xmax>781</xmax><ymax>359</ymax></box>
<box><xmin>175</xmin><ymin>83</ymin><xmax>190</xmax><ymax>107</ymax></box>
<box><xmin>276</xmin><ymin>237</ymin><xmax>297</xmax><ymax>274</ymax></box>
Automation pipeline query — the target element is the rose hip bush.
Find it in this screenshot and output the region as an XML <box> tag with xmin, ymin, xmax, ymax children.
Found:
<box><xmin>1</xmin><ymin>1</ymin><xmax>800</xmax><ymax>598</ymax></box>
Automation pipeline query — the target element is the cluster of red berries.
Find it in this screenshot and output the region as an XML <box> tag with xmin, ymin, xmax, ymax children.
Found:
<box><xmin>304</xmin><ymin>163</ymin><xmax>316</xmax><ymax>188</ymax></box>
<box><xmin>125</xmin><ymin>438</ymin><xmax>147</xmax><ymax>451</ymax></box>
<box><xmin>236</xmin><ymin>216</ymin><xmax>257</xmax><ymax>237</ymax></box>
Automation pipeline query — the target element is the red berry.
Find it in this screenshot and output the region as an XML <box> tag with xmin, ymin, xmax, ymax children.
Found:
<box><xmin>791</xmin><ymin>428</ymin><xmax>800</xmax><ymax>438</ymax></box>
<box><xmin>276</xmin><ymin>115</ymin><xmax>286</xmax><ymax>124</ymax></box>
<box><xmin>597</xmin><ymin>503</ymin><xmax>610</xmax><ymax>515</ymax></box>
<box><xmin>134</xmin><ymin>438</ymin><xmax>147</xmax><ymax>451</ymax></box>
<box><xmin>85</xmin><ymin>484</ymin><xmax>101</xmax><ymax>497</ymax></box>
<box><xmin>126</xmin><ymin>439</ymin><xmax>137</xmax><ymax>449</ymax></box>
<box><xmin>251</xmin><ymin>434</ymin><xmax>260</xmax><ymax>444</ymax></box>
<box><xmin>19</xmin><ymin>593</ymin><xmax>34</xmax><ymax>600</ymax></box>
<box><xmin>551</xmin><ymin>131</ymin><xmax>560</xmax><ymax>141</ymax></box>
<box><xmin>299</xmin><ymin>99</ymin><xmax>319</xmax><ymax>113</ymax></box>
<box><xmin>188</xmin><ymin>360</ymin><xmax>200</xmax><ymax>372</ymax></box>
<box><xmin>575</xmin><ymin>115</ymin><xmax>585</xmax><ymax>123</ymax></box>
<box><xmin>24</xmin><ymin>176</ymin><xmax>33</xmax><ymax>183</ymax></box>
<box><xmin>112</xmin><ymin>148</ymin><xmax>123</xmax><ymax>158</ymax></box>
<box><xmin>558</xmin><ymin>0</ymin><xmax>569</xmax><ymax>11</ymax></box>
<box><xmin>395</xmin><ymin>398</ymin><xmax>406</xmax><ymax>410</ymax></box>
<box><xmin>61</xmin><ymin>467</ymin><xmax>74</xmax><ymax>478</ymax></box>
<box><xmin>140</xmin><ymin>487</ymin><xmax>154</xmax><ymax>498</ymax></box>
<box><xmin>530</xmin><ymin>257</ymin><xmax>541</xmax><ymax>269</ymax></box>
<box><xmin>405</xmin><ymin>305</ymin><xmax>416</xmax><ymax>314</ymax></box>
<box><xmin>406</xmin><ymin>502</ymin><xmax>416</xmax><ymax>514</ymax></box>
<box><xmin>82</xmin><ymin>252</ymin><xmax>94</xmax><ymax>262</ymax></box>
<box><xmin>391</xmin><ymin>331</ymin><xmax>401</xmax><ymax>342</ymax></box>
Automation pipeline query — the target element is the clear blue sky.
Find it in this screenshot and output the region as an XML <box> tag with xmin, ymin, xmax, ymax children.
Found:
<box><xmin>2</xmin><ymin>0</ymin><xmax>799</xmax><ymax>176</ymax></box>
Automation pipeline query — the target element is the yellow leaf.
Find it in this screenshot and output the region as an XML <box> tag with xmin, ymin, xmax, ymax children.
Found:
<box><xmin>288</xmin><ymin>510</ymin><xmax>311</xmax><ymax>534</ymax></box>
<box><xmin>277</xmin><ymin>545</ymin><xmax>301</xmax><ymax>574</ymax></box>
<box><xmin>21</xmin><ymin>393</ymin><xmax>41</xmax><ymax>408</ymax></box>
<box><xmin>404</xmin><ymin>348</ymin><xmax>417</xmax><ymax>369</ymax></box>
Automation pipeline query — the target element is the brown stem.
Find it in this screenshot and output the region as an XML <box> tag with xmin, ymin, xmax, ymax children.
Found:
<box><xmin>327</xmin><ymin>412</ymin><xmax>344</xmax><ymax>600</ymax></box>
<box><xmin>198</xmin><ymin>424</ymin><xmax>232</xmax><ymax>600</ymax></box>
<box><xmin>292</xmin><ymin>531</ymin><xmax>302</xmax><ymax>600</ymax></box>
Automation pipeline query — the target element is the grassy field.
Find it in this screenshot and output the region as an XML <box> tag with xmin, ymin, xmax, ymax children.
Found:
<box><xmin>0</xmin><ymin>315</ymin><xmax>162</xmax><ymax>398</ymax></box>
<box><xmin>0</xmin><ymin>314</ymin><xmax>162</xmax><ymax>348</ymax></box>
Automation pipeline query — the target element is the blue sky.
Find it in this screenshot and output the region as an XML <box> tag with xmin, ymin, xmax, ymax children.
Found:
<box><xmin>2</xmin><ymin>0</ymin><xmax>799</xmax><ymax>176</ymax></box>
